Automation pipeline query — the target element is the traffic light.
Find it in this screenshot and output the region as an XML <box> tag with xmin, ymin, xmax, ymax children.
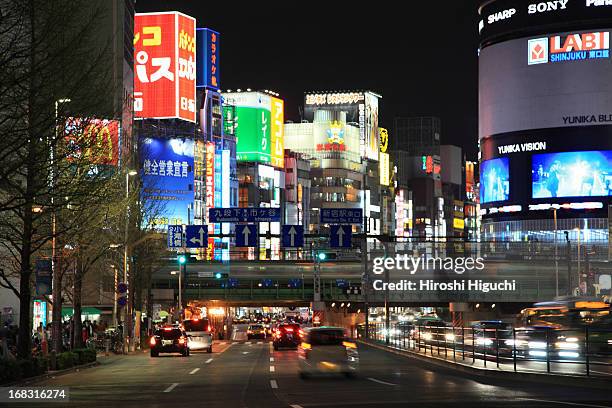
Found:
<box><xmin>316</xmin><ymin>251</ymin><xmax>337</xmax><ymax>262</ymax></box>
<box><xmin>214</xmin><ymin>272</ymin><xmax>229</xmax><ymax>279</ymax></box>
<box><xmin>177</xmin><ymin>254</ymin><xmax>187</xmax><ymax>265</ymax></box>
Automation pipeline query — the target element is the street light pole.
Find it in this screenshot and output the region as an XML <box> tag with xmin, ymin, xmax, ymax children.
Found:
<box><xmin>123</xmin><ymin>170</ymin><xmax>137</xmax><ymax>352</ymax></box>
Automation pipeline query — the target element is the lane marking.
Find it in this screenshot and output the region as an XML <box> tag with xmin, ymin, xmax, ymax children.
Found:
<box><xmin>242</xmin><ymin>351</ymin><xmax>250</xmax><ymax>355</ymax></box>
<box><xmin>205</xmin><ymin>358</ymin><xmax>213</xmax><ymax>364</ymax></box>
<box><xmin>270</xmin><ymin>357</ymin><xmax>274</xmax><ymax>362</ymax></box>
<box><xmin>163</xmin><ymin>383</ymin><xmax>179</xmax><ymax>393</ymax></box>
<box><xmin>367</xmin><ymin>377</ymin><xmax>398</xmax><ymax>386</ymax></box>
<box><xmin>290</xmin><ymin>405</ymin><xmax>303</xmax><ymax>408</ymax></box>
<box><xmin>245</xmin><ymin>341</ymin><xmax>251</xmax><ymax>345</ymax></box>
<box><xmin>518</xmin><ymin>398</ymin><xmax>612</xmax><ymax>408</ymax></box>
<box><xmin>189</xmin><ymin>368</ymin><xmax>200</xmax><ymax>375</ymax></box>
<box><xmin>270</xmin><ymin>379</ymin><xmax>278</xmax><ymax>389</ymax></box>
<box><xmin>270</xmin><ymin>365</ymin><xmax>275</xmax><ymax>372</ymax></box>
<box><xmin>257</xmin><ymin>341</ymin><xmax>262</xmax><ymax>344</ymax></box>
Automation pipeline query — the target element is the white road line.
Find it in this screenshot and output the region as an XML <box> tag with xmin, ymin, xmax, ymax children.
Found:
<box><xmin>518</xmin><ymin>398</ymin><xmax>612</xmax><ymax>408</ymax></box>
<box><xmin>290</xmin><ymin>405</ymin><xmax>303</xmax><ymax>408</ymax></box>
<box><xmin>245</xmin><ymin>341</ymin><xmax>251</xmax><ymax>344</ymax></box>
<box><xmin>189</xmin><ymin>368</ymin><xmax>200</xmax><ymax>375</ymax></box>
<box><xmin>242</xmin><ymin>351</ymin><xmax>250</xmax><ymax>355</ymax></box>
<box><xmin>270</xmin><ymin>365</ymin><xmax>275</xmax><ymax>372</ymax></box>
<box><xmin>270</xmin><ymin>357</ymin><xmax>274</xmax><ymax>362</ymax></box>
<box><xmin>205</xmin><ymin>358</ymin><xmax>213</xmax><ymax>364</ymax></box>
<box><xmin>163</xmin><ymin>383</ymin><xmax>179</xmax><ymax>393</ymax></box>
<box><xmin>366</xmin><ymin>377</ymin><xmax>398</xmax><ymax>386</ymax></box>
<box><xmin>270</xmin><ymin>379</ymin><xmax>278</xmax><ymax>389</ymax></box>
<box><xmin>257</xmin><ymin>341</ymin><xmax>262</xmax><ymax>344</ymax></box>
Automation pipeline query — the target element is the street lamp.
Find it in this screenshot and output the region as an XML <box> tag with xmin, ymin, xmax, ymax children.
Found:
<box><xmin>122</xmin><ymin>169</ymin><xmax>137</xmax><ymax>353</ymax></box>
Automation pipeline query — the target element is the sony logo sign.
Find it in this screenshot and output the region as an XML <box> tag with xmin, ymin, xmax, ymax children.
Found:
<box><xmin>528</xmin><ymin>0</ymin><xmax>569</xmax><ymax>14</ymax></box>
<box><xmin>498</xmin><ymin>142</ymin><xmax>547</xmax><ymax>154</ymax></box>
<box><xmin>487</xmin><ymin>8</ymin><xmax>516</xmax><ymax>24</ymax></box>
<box><xmin>586</xmin><ymin>0</ymin><xmax>612</xmax><ymax>6</ymax></box>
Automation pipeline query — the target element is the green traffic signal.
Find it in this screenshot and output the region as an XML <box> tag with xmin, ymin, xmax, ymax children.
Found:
<box><xmin>318</xmin><ymin>252</ymin><xmax>327</xmax><ymax>261</ymax></box>
<box><xmin>177</xmin><ymin>255</ymin><xmax>187</xmax><ymax>265</ymax></box>
<box><xmin>215</xmin><ymin>272</ymin><xmax>222</xmax><ymax>279</ymax></box>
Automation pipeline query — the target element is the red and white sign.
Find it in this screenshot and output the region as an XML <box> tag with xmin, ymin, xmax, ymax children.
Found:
<box><xmin>134</xmin><ymin>12</ymin><xmax>196</xmax><ymax>122</ymax></box>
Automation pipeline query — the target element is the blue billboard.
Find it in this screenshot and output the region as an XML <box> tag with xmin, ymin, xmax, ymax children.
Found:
<box><xmin>196</xmin><ymin>28</ymin><xmax>220</xmax><ymax>90</ymax></box>
<box><xmin>480</xmin><ymin>157</ymin><xmax>510</xmax><ymax>204</ymax></box>
<box><xmin>140</xmin><ymin>137</ymin><xmax>194</xmax><ymax>228</ymax></box>
<box><xmin>532</xmin><ymin>150</ymin><xmax>612</xmax><ymax>199</ymax></box>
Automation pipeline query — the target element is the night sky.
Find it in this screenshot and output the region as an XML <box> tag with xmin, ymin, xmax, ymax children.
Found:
<box><xmin>135</xmin><ymin>2</ymin><xmax>481</xmax><ymax>158</ymax></box>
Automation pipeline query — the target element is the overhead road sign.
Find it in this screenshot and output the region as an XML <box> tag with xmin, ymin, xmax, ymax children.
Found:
<box><xmin>185</xmin><ymin>225</ymin><xmax>209</xmax><ymax>248</ymax></box>
<box><xmin>281</xmin><ymin>225</ymin><xmax>304</xmax><ymax>248</ymax></box>
<box><xmin>320</xmin><ymin>209</ymin><xmax>363</xmax><ymax>224</ymax></box>
<box><xmin>235</xmin><ymin>224</ymin><xmax>258</xmax><ymax>247</ymax></box>
<box><xmin>167</xmin><ymin>225</ymin><xmax>183</xmax><ymax>249</ymax></box>
<box><xmin>209</xmin><ymin>207</ymin><xmax>281</xmax><ymax>223</ymax></box>
<box><xmin>330</xmin><ymin>225</ymin><xmax>352</xmax><ymax>248</ymax></box>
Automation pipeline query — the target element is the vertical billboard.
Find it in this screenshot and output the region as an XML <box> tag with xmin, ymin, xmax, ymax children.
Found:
<box><xmin>270</xmin><ymin>97</ymin><xmax>285</xmax><ymax>169</ymax></box>
<box><xmin>480</xmin><ymin>157</ymin><xmax>510</xmax><ymax>204</ymax></box>
<box><xmin>196</xmin><ymin>28</ymin><xmax>220</xmax><ymax>90</ymax></box>
<box><xmin>134</xmin><ymin>12</ymin><xmax>196</xmax><ymax>122</ymax></box>
<box><xmin>140</xmin><ymin>137</ymin><xmax>194</xmax><ymax>227</ymax></box>
<box><xmin>224</xmin><ymin>92</ymin><xmax>272</xmax><ymax>164</ymax></box>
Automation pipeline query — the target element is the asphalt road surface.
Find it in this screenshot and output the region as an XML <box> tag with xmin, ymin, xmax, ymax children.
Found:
<box><xmin>13</xmin><ymin>341</ymin><xmax>612</xmax><ymax>408</ymax></box>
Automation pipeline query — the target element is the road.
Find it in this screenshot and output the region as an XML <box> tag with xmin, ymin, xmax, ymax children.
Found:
<box><xmin>13</xmin><ymin>341</ymin><xmax>612</xmax><ymax>408</ymax></box>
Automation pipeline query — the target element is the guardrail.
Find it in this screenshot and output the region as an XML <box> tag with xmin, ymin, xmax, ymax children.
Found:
<box><xmin>358</xmin><ymin>323</ymin><xmax>612</xmax><ymax>377</ymax></box>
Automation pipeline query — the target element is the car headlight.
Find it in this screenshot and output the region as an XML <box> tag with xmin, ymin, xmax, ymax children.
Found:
<box><xmin>422</xmin><ymin>333</ymin><xmax>433</xmax><ymax>341</ymax></box>
<box><xmin>445</xmin><ymin>333</ymin><xmax>456</xmax><ymax>341</ymax></box>
<box><xmin>555</xmin><ymin>341</ymin><xmax>579</xmax><ymax>350</ymax></box>
<box><xmin>505</xmin><ymin>339</ymin><xmax>525</xmax><ymax>347</ymax></box>
<box><xmin>528</xmin><ymin>341</ymin><xmax>547</xmax><ymax>349</ymax></box>
<box><xmin>476</xmin><ymin>338</ymin><xmax>493</xmax><ymax>346</ymax></box>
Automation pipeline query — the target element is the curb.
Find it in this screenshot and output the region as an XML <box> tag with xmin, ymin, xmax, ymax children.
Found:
<box><xmin>359</xmin><ymin>340</ymin><xmax>612</xmax><ymax>390</ymax></box>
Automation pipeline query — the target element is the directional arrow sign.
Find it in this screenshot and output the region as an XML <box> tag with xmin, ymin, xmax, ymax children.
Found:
<box><xmin>235</xmin><ymin>224</ymin><xmax>257</xmax><ymax>247</ymax></box>
<box><xmin>185</xmin><ymin>225</ymin><xmax>209</xmax><ymax>248</ymax></box>
<box><xmin>281</xmin><ymin>225</ymin><xmax>304</xmax><ymax>248</ymax></box>
<box><xmin>330</xmin><ymin>225</ymin><xmax>352</xmax><ymax>248</ymax></box>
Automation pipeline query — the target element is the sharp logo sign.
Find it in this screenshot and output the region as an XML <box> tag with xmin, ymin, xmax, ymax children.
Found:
<box><xmin>528</xmin><ymin>0</ymin><xmax>569</xmax><ymax>14</ymax></box>
<box><xmin>528</xmin><ymin>32</ymin><xmax>610</xmax><ymax>64</ymax></box>
<box><xmin>487</xmin><ymin>8</ymin><xmax>516</xmax><ymax>24</ymax></box>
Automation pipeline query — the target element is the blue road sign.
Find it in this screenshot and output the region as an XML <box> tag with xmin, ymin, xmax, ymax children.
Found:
<box><xmin>281</xmin><ymin>225</ymin><xmax>304</xmax><ymax>248</ymax></box>
<box><xmin>330</xmin><ymin>225</ymin><xmax>352</xmax><ymax>248</ymax></box>
<box><xmin>209</xmin><ymin>208</ymin><xmax>281</xmax><ymax>223</ymax></box>
<box><xmin>185</xmin><ymin>225</ymin><xmax>209</xmax><ymax>248</ymax></box>
<box><xmin>320</xmin><ymin>209</ymin><xmax>363</xmax><ymax>224</ymax></box>
<box><xmin>235</xmin><ymin>224</ymin><xmax>258</xmax><ymax>247</ymax></box>
<box><xmin>167</xmin><ymin>225</ymin><xmax>183</xmax><ymax>249</ymax></box>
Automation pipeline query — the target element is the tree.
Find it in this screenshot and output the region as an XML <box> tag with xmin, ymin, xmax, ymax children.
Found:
<box><xmin>0</xmin><ymin>0</ymin><xmax>114</xmax><ymax>358</ymax></box>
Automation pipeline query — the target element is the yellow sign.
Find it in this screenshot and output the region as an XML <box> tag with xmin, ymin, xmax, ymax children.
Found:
<box><xmin>379</xmin><ymin>152</ymin><xmax>390</xmax><ymax>186</ymax></box>
<box><xmin>270</xmin><ymin>97</ymin><xmax>284</xmax><ymax>169</ymax></box>
<box><xmin>379</xmin><ymin>128</ymin><xmax>389</xmax><ymax>153</ymax></box>
<box><xmin>453</xmin><ymin>218</ymin><xmax>465</xmax><ymax>230</ymax></box>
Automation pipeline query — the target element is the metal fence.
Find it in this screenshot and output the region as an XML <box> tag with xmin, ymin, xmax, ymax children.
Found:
<box><xmin>359</xmin><ymin>323</ymin><xmax>612</xmax><ymax>378</ymax></box>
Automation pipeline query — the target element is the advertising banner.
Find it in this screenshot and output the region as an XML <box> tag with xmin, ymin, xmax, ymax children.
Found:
<box><xmin>480</xmin><ymin>157</ymin><xmax>510</xmax><ymax>204</ymax></box>
<box><xmin>479</xmin><ymin>29</ymin><xmax>612</xmax><ymax>138</ymax></box>
<box><xmin>196</xmin><ymin>28</ymin><xmax>220</xmax><ymax>89</ymax></box>
<box><xmin>270</xmin><ymin>97</ymin><xmax>285</xmax><ymax>169</ymax></box>
<box><xmin>205</xmin><ymin>141</ymin><xmax>215</xmax><ymax>210</ymax></box>
<box><xmin>64</xmin><ymin>118</ymin><xmax>120</xmax><ymax>166</ymax></box>
<box><xmin>134</xmin><ymin>12</ymin><xmax>196</xmax><ymax>122</ymax></box>
<box><xmin>225</xmin><ymin>92</ymin><xmax>272</xmax><ymax>164</ymax></box>
<box><xmin>140</xmin><ymin>137</ymin><xmax>194</xmax><ymax>227</ymax></box>
<box><xmin>35</xmin><ymin>259</ymin><xmax>52</xmax><ymax>296</ymax></box>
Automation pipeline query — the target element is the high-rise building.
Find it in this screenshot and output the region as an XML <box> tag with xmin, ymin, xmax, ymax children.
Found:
<box><xmin>393</xmin><ymin>117</ymin><xmax>441</xmax><ymax>156</ymax></box>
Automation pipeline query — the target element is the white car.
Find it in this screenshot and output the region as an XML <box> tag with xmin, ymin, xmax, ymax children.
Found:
<box><xmin>298</xmin><ymin>327</ymin><xmax>359</xmax><ymax>378</ymax></box>
<box><xmin>183</xmin><ymin>318</ymin><xmax>213</xmax><ymax>353</ymax></box>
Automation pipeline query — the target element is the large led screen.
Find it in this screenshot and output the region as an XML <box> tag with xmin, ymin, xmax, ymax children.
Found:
<box><xmin>480</xmin><ymin>157</ymin><xmax>510</xmax><ymax>204</ymax></box>
<box><xmin>532</xmin><ymin>150</ymin><xmax>612</xmax><ymax>199</ymax></box>
<box><xmin>479</xmin><ymin>29</ymin><xmax>612</xmax><ymax>138</ymax></box>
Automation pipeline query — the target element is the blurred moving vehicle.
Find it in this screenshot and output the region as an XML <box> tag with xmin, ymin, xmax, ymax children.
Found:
<box><xmin>470</xmin><ymin>320</ymin><xmax>514</xmax><ymax>357</ymax></box>
<box><xmin>298</xmin><ymin>327</ymin><xmax>359</xmax><ymax>378</ymax></box>
<box><xmin>247</xmin><ymin>324</ymin><xmax>267</xmax><ymax>340</ymax></box>
<box><xmin>410</xmin><ymin>318</ymin><xmax>454</xmax><ymax>346</ymax></box>
<box><xmin>273</xmin><ymin>323</ymin><xmax>302</xmax><ymax>350</ymax></box>
<box><xmin>183</xmin><ymin>318</ymin><xmax>213</xmax><ymax>353</ymax></box>
<box><xmin>150</xmin><ymin>326</ymin><xmax>190</xmax><ymax>357</ymax></box>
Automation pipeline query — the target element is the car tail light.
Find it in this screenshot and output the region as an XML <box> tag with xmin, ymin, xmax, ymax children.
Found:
<box><xmin>206</xmin><ymin>325</ymin><xmax>211</xmax><ymax>332</ymax></box>
<box><xmin>247</xmin><ymin>330</ymin><xmax>252</xmax><ymax>334</ymax></box>
<box><xmin>301</xmin><ymin>342</ymin><xmax>311</xmax><ymax>350</ymax></box>
<box><xmin>178</xmin><ymin>336</ymin><xmax>186</xmax><ymax>345</ymax></box>
<box><xmin>285</xmin><ymin>327</ymin><xmax>294</xmax><ymax>332</ymax></box>
<box><xmin>163</xmin><ymin>327</ymin><xmax>172</xmax><ymax>331</ymax></box>
<box><xmin>150</xmin><ymin>337</ymin><xmax>156</xmax><ymax>346</ymax></box>
<box><xmin>342</xmin><ymin>341</ymin><xmax>357</xmax><ymax>349</ymax></box>
<box><xmin>193</xmin><ymin>318</ymin><xmax>199</xmax><ymax>322</ymax></box>
<box><xmin>298</xmin><ymin>329</ymin><xmax>305</xmax><ymax>337</ymax></box>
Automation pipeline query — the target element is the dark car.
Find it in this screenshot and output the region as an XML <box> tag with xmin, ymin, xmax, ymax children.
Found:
<box><xmin>150</xmin><ymin>327</ymin><xmax>190</xmax><ymax>357</ymax></box>
<box><xmin>470</xmin><ymin>320</ymin><xmax>514</xmax><ymax>357</ymax></box>
<box><xmin>247</xmin><ymin>324</ymin><xmax>267</xmax><ymax>340</ymax></box>
<box><xmin>273</xmin><ymin>323</ymin><xmax>302</xmax><ymax>350</ymax></box>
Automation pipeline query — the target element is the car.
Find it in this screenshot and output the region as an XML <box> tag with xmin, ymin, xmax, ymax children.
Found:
<box><xmin>410</xmin><ymin>319</ymin><xmax>454</xmax><ymax>346</ymax></box>
<box><xmin>298</xmin><ymin>327</ymin><xmax>359</xmax><ymax>378</ymax></box>
<box><xmin>247</xmin><ymin>324</ymin><xmax>267</xmax><ymax>340</ymax></box>
<box><xmin>183</xmin><ymin>318</ymin><xmax>213</xmax><ymax>353</ymax></box>
<box><xmin>470</xmin><ymin>320</ymin><xmax>514</xmax><ymax>357</ymax></box>
<box><xmin>150</xmin><ymin>326</ymin><xmax>190</xmax><ymax>357</ymax></box>
<box><xmin>273</xmin><ymin>323</ymin><xmax>302</xmax><ymax>350</ymax></box>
